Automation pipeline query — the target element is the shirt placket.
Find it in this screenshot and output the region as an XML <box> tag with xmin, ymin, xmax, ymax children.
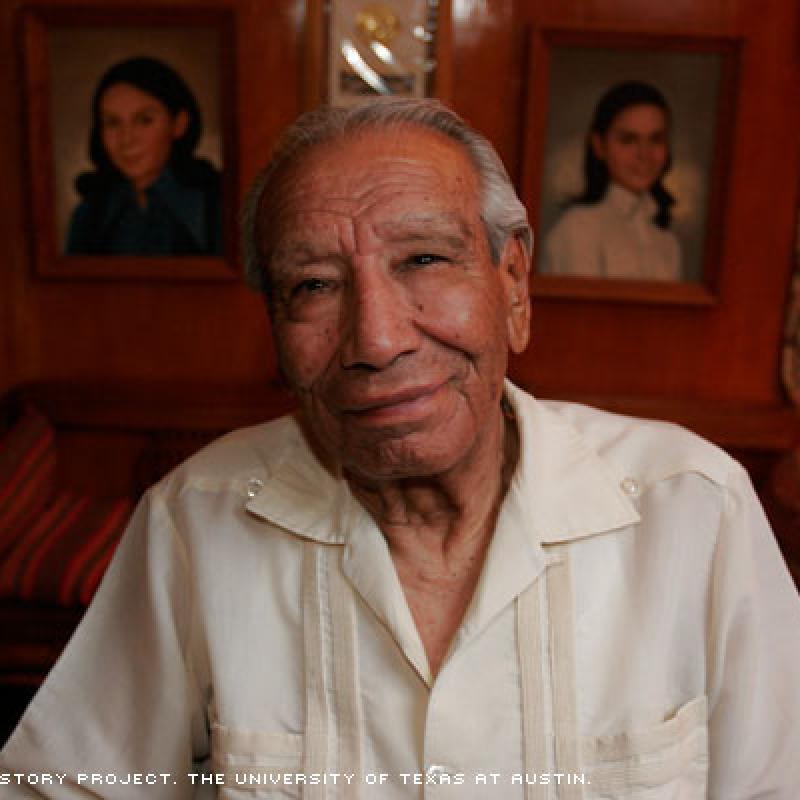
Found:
<box><xmin>418</xmin><ymin>549</ymin><xmax>584</xmax><ymax>800</ymax></box>
<box><xmin>303</xmin><ymin>542</ymin><xmax>364</xmax><ymax>799</ymax></box>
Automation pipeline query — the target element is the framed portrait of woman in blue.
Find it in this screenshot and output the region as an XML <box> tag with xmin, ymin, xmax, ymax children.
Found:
<box><xmin>22</xmin><ymin>5</ymin><xmax>237</xmax><ymax>281</ymax></box>
<box><xmin>521</xmin><ymin>30</ymin><xmax>740</xmax><ymax>306</ymax></box>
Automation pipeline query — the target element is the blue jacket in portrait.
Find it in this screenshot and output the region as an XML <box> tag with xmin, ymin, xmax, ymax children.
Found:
<box><xmin>66</xmin><ymin>166</ymin><xmax>223</xmax><ymax>257</ymax></box>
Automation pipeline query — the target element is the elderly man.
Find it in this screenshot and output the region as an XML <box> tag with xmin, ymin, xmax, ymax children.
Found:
<box><xmin>2</xmin><ymin>99</ymin><xmax>799</xmax><ymax>798</ymax></box>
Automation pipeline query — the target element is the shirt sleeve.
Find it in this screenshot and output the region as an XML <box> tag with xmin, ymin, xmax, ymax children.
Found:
<box><xmin>707</xmin><ymin>463</ymin><xmax>800</xmax><ymax>798</ymax></box>
<box><xmin>0</xmin><ymin>487</ymin><xmax>210</xmax><ymax>798</ymax></box>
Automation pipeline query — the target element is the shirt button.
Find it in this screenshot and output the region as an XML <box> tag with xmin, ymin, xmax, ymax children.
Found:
<box><xmin>426</xmin><ymin>764</ymin><xmax>450</xmax><ymax>779</ymax></box>
<box><xmin>246</xmin><ymin>478</ymin><xmax>264</xmax><ymax>498</ymax></box>
<box><xmin>620</xmin><ymin>476</ymin><xmax>641</xmax><ymax>497</ymax></box>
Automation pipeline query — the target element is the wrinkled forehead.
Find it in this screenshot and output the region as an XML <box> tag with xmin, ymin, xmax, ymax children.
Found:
<box><xmin>258</xmin><ymin>126</ymin><xmax>483</xmax><ymax>252</ymax></box>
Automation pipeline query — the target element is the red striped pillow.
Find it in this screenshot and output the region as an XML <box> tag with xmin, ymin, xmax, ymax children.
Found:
<box><xmin>0</xmin><ymin>491</ymin><xmax>132</xmax><ymax>606</ymax></box>
<box><xmin>0</xmin><ymin>405</ymin><xmax>56</xmax><ymax>558</ymax></box>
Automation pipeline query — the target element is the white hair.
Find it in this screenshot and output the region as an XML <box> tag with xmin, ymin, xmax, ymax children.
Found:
<box><xmin>241</xmin><ymin>98</ymin><xmax>532</xmax><ymax>296</ymax></box>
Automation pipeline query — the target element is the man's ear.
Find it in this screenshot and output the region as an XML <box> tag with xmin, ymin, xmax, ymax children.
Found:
<box><xmin>499</xmin><ymin>234</ymin><xmax>532</xmax><ymax>355</ymax></box>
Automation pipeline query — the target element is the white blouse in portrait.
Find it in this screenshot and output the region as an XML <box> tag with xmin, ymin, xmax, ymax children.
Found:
<box><xmin>541</xmin><ymin>183</ymin><xmax>682</xmax><ymax>281</ymax></box>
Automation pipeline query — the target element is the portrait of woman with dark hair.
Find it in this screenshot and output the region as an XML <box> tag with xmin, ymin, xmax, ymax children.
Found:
<box><xmin>540</xmin><ymin>80</ymin><xmax>681</xmax><ymax>281</ymax></box>
<box><xmin>66</xmin><ymin>56</ymin><xmax>223</xmax><ymax>256</ymax></box>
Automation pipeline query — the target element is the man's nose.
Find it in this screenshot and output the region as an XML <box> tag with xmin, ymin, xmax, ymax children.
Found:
<box><xmin>340</xmin><ymin>267</ymin><xmax>421</xmax><ymax>371</ymax></box>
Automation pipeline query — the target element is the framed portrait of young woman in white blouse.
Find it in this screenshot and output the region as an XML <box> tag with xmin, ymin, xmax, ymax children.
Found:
<box><xmin>521</xmin><ymin>31</ymin><xmax>740</xmax><ymax>306</ymax></box>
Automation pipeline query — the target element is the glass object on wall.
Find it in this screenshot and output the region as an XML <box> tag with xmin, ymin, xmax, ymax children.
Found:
<box><xmin>327</xmin><ymin>0</ymin><xmax>440</xmax><ymax>106</ymax></box>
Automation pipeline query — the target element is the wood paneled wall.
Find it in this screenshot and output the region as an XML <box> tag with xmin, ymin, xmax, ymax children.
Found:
<box><xmin>452</xmin><ymin>1</ymin><xmax>800</xmax><ymax>413</ymax></box>
<box><xmin>1</xmin><ymin>0</ymin><xmax>305</xmax><ymax>393</ymax></box>
<box><xmin>1</xmin><ymin>0</ymin><xmax>798</xmax><ymax>454</ymax></box>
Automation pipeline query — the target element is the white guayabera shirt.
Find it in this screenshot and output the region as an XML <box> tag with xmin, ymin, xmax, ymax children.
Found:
<box><xmin>2</xmin><ymin>381</ymin><xmax>799</xmax><ymax>799</ymax></box>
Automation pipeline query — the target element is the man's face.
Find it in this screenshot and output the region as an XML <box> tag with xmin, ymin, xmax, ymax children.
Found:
<box><xmin>265</xmin><ymin>126</ymin><xmax>530</xmax><ymax>483</ymax></box>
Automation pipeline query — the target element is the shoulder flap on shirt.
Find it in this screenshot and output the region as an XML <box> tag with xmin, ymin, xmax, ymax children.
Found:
<box><xmin>539</xmin><ymin>400</ymin><xmax>738</xmax><ymax>492</ymax></box>
<box><xmin>157</xmin><ymin>413</ymin><xmax>303</xmax><ymax>497</ymax></box>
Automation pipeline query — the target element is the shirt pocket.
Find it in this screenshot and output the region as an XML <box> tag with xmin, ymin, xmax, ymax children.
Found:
<box><xmin>211</xmin><ymin>723</ymin><xmax>304</xmax><ymax>799</ymax></box>
<box><xmin>581</xmin><ymin>695</ymin><xmax>708</xmax><ymax>799</ymax></box>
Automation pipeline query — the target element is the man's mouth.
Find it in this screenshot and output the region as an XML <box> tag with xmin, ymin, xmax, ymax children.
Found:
<box><xmin>342</xmin><ymin>382</ymin><xmax>447</xmax><ymax>422</ymax></box>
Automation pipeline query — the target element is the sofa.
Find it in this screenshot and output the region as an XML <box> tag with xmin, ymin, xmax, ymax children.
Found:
<box><xmin>0</xmin><ymin>379</ymin><xmax>294</xmax><ymax>743</ymax></box>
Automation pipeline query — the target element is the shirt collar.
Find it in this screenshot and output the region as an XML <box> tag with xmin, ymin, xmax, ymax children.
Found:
<box><xmin>246</xmin><ymin>380</ymin><xmax>640</xmax><ymax>546</ymax></box>
<box><xmin>459</xmin><ymin>382</ymin><xmax>640</xmax><ymax>653</ymax></box>
<box><xmin>245</xmin><ymin>416</ymin><xmax>351</xmax><ymax>544</ymax></box>
<box><xmin>246</xmin><ymin>383</ymin><xmax>640</xmax><ymax>683</ymax></box>
<box><xmin>606</xmin><ymin>182</ymin><xmax>658</xmax><ymax>220</ymax></box>
<box><xmin>503</xmin><ymin>380</ymin><xmax>640</xmax><ymax>544</ymax></box>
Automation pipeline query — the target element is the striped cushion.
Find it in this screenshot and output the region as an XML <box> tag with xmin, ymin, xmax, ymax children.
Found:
<box><xmin>0</xmin><ymin>405</ymin><xmax>56</xmax><ymax>558</ymax></box>
<box><xmin>0</xmin><ymin>491</ymin><xmax>132</xmax><ymax>606</ymax></box>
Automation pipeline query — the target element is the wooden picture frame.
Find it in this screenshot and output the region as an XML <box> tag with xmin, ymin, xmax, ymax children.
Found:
<box><xmin>521</xmin><ymin>30</ymin><xmax>740</xmax><ymax>306</ymax></box>
<box><xmin>21</xmin><ymin>4</ymin><xmax>238</xmax><ymax>281</ymax></box>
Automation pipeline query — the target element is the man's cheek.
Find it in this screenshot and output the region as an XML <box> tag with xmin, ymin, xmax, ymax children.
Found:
<box><xmin>422</xmin><ymin>286</ymin><xmax>500</xmax><ymax>349</ymax></box>
<box><xmin>276</xmin><ymin>331</ymin><xmax>336</xmax><ymax>391</ymax></box>
<box><xmin>280</xmin><ymin>360</ymin><xmax>318</xmax><ymax>394</ymax></box>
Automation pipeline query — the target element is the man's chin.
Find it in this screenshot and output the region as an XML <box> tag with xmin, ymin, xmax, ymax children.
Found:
<box><xmin>339</xmin><ymin>430</ymin><xmax>469</xmax><ymax>485</ymax></box>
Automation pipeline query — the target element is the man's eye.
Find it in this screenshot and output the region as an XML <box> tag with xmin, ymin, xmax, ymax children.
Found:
<box><xmin>291</xmin><ymin>277</ymin><xmax>332</xmax><ymax>297</ymax></box>
<box><xmin>407</xmin><ymin>254</ymin><xmax>446</xmax><ymax>268</ymax></box>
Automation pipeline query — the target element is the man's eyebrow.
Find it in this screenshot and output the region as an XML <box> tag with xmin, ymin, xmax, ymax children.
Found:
<box><xmin>271</xmin><ymin>241</ymin><xmax>331</xmax><ymax>266</ymax></box>
<box><xmin>376</xmin><ymin>213</ymin><xmax>475</xmax><ymax>246</ymax></box>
